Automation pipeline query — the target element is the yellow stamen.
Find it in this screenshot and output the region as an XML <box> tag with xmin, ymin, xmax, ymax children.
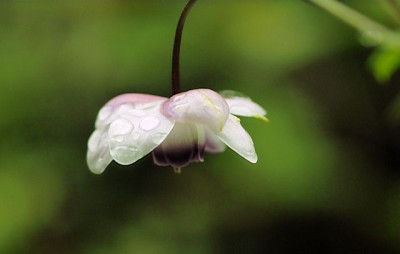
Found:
<box><xmin>233</xmin><ymin>115</ymin><xmax>241</xmax><ymax>122</ymax></box>
<box><xmin>255</xmin><ymin>115</ymin><xmax>270</xmax><ymax>123</ymax></box>
<box><xmin>199</xmin><ymin>90</ymin><xmax>225</xmax><ymax>131</ymax></box>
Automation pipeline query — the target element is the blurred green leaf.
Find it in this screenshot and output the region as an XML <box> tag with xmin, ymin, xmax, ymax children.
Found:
<box><xmin>369</xmin><ymin>46</ymin><xmax>400</xmax><ymax>82</ymax></box>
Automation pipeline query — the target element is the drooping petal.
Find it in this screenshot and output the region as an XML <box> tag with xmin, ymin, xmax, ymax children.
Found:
<box><xmin>217</xmin><ymin>114</ymin><xmax>257</xmax><ymax>163</ymax></box>
<box><xmin>87</xmin><ymin>129</ymin><xmax>113</xmax><ymax>174</ymax></box>
<box><xmin>161</xmin><ymin>89</ymin><xmax>230</xmax><ymax>132</ymax></box>
<box><xmin>108</xmin><ymin>101</ymin><xmax>175</xmax><ymax>165</ymax></box>
<box><xmin>95</xmin><ymin>94</ymin><xmax>167</xmax><ymax>129</ymax></box>
<box><xmin>219</xmin><ymin>90</ymin><xmax>267</xmax><ymax>121</ymax></box>
<box><xmin>153</xmin><ymin>123</ymin><xmax>206</xmax><ymax>168</ymax></box>
<box><xmin>204</xmin><ymin>128</ymin><xmax>226</xmax><ymax>154</ymax></box>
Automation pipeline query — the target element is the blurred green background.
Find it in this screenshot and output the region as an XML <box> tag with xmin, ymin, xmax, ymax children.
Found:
<box><xmin>1</xmin><ymin>1</ymin><xmax>400</xmax><ymax>253</ymax></box>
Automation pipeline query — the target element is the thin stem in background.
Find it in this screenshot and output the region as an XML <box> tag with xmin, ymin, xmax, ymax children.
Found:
<box><xmin>171</xmin><ymin>0</ymin><xmax>197</xmax><ymax>95</ymax></box>
<box><xmin>382</xmin><ymin>0</ymin><xmax>400</xmax><ymax>24</ymax></box>
<box><xmin>305</xmin><ymin>0</ymin><xmax>400</xmax><ymax>47</ymax></box>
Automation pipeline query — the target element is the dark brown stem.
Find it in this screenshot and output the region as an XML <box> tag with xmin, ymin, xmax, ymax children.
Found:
<box><xmin>172</xmin><ymin>0</ymin><xmax>197</xmax><ymax>95</ymax></box>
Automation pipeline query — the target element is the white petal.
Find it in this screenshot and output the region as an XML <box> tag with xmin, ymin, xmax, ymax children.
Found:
<box><xmin>217</xmin><ymin>114</ymin><xmax>257</xmax><ymax>163</ymax></box>
<box><xmin>95</xmin><ymin>94</ymin><xmax>167</xmax><ymax>129</ymax></box>
<box><xmin>220</xmin><ymin>90</ymin><xmax>267</xmax><ymax>120</ymax></box>
<box><xmin>87</xmin><ymin>130</ymin><xmax>113</xmax><ymax>174</ymax></box>
<box><xmin>95</xmin><ymin>105</ymin><xmax>116</xmax><ymax>129</ymax></box>
<box><xmin>161</xmin><ymin>89</ymin><xmax>230</xmax><ymax>132</ymax></box>
<box><xmin>108</xmin><ymin>102</ymin><xmax>174</xmax><ymax>165</ymax></box>
<box><xmin>204</xmin><ymin>128</ymin><xmax>226</xmax><ymax>153</ymax></box>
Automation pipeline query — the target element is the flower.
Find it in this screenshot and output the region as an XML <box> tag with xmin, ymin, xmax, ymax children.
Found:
<box><xmin>87</xmin><ymin>89</ymin><xmax>267</xmax><ymax>174</ymax></box>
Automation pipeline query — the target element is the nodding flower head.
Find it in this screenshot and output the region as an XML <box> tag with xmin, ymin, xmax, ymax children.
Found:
<box><xmin>87</xmin><ymin>89</ymin><xmax>267</xmax><ymax>174</ymax></box>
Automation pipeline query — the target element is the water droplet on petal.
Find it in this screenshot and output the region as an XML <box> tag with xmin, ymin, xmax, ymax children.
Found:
<box><xmin>109</xmin><ymin>119</ymin><xmax>134</xmax><ymax>136</ymax></box>
<box><xmin>140</xmin><ymin>117</ymin><xmax>160</xmax><ymax>131</ymax></box>
<box><xmin>116</xmin><ymin>104</ymin><xmax>133</xmax><ymax>114</ymax></box>
<box><xmin>112</xmin><ymin>146</ymin><xmax>139</xmax><ymax>164</ymax></box>
<box><xmin>98</xmin><ymin>106</ymin><xmax>112</xmax><ymax>121</ymax></box>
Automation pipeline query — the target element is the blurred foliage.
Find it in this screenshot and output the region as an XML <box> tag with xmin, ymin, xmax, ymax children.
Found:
<box><xmin>369</xmin><ymin>47</ymin><xmax>400</xmax><ymax>83</ymax></box>
<box><xmin>0</xmin><ymin>1</ymin><xmax>400</xmax><ymax>253</ymax></box>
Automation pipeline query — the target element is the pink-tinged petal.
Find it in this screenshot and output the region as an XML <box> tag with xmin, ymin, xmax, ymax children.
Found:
<box><xmin>95</xmin><ymin>94</ymin><xmax>167</xmax><ymax>129</ymax></box>
<box><xmin>204</xmin><ymin>128</ymin><xmax>226</xmax><ymax>154</ymax></box>
<box><xmin>108</xmin><ymin>102</ymin><xmax>175</xmax><ymax>165</ymax></box>
<box><xmin>153</xmin><ymin>123</ymin><xmax>206</xmax><ymax>168</ymax></box>
<box><xmin>220</xmin><ymin>90</ymin><xmax>267</xmax><ymax>121</ymax></box>
<box><xmin>161</xmin><ymin>89</ymin><xmax>229</xmax><ymax>132</ymax></box>
<box><xmin>105</xmin><ymin>93</ymin><xmax>167</xmax><ymax>107</ymax></box>
<box><xmin>217</xmin><ymin>114</ymin><xmax>257</xmax><ymax>163</ymax></box>
<box><xmin>87</xmin><ymin>129</ymin><xmax>113</xmax><ymax>174</ymax></box>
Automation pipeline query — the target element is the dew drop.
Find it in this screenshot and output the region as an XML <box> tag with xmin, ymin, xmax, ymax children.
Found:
<box><xmin>116</xmin><ymin>104</ymin><xmax>133</xmax><ymax>115</ymax></box>
<box><xmin>109</xmin><ymin>119</ymin><xmax>134</xmax><ymax>136</ymax></box>
<box><xmin>112</xmin><ymin>146</ymin><xmax>139</xmax><ymax>164</ymax></box>
<box><xmin>140</xmin><ymin>116</ymin><xmax>160</xmax><ymax>131</ymax></box>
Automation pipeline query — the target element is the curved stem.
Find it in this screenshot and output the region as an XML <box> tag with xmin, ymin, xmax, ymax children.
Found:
<box><xmin>382</xmin><ymin>0</ymin><xmax>400</xmax><ymax>25</ymax></box>
<box><xmin>305</xmin><ymin>0</ymin><xmax>400</xmax><ymax>47</ymax></box>
<box><xmin>172</xmin><ymin>0</ymin><xmax>197</xmax><ymax>95</ymax></box>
